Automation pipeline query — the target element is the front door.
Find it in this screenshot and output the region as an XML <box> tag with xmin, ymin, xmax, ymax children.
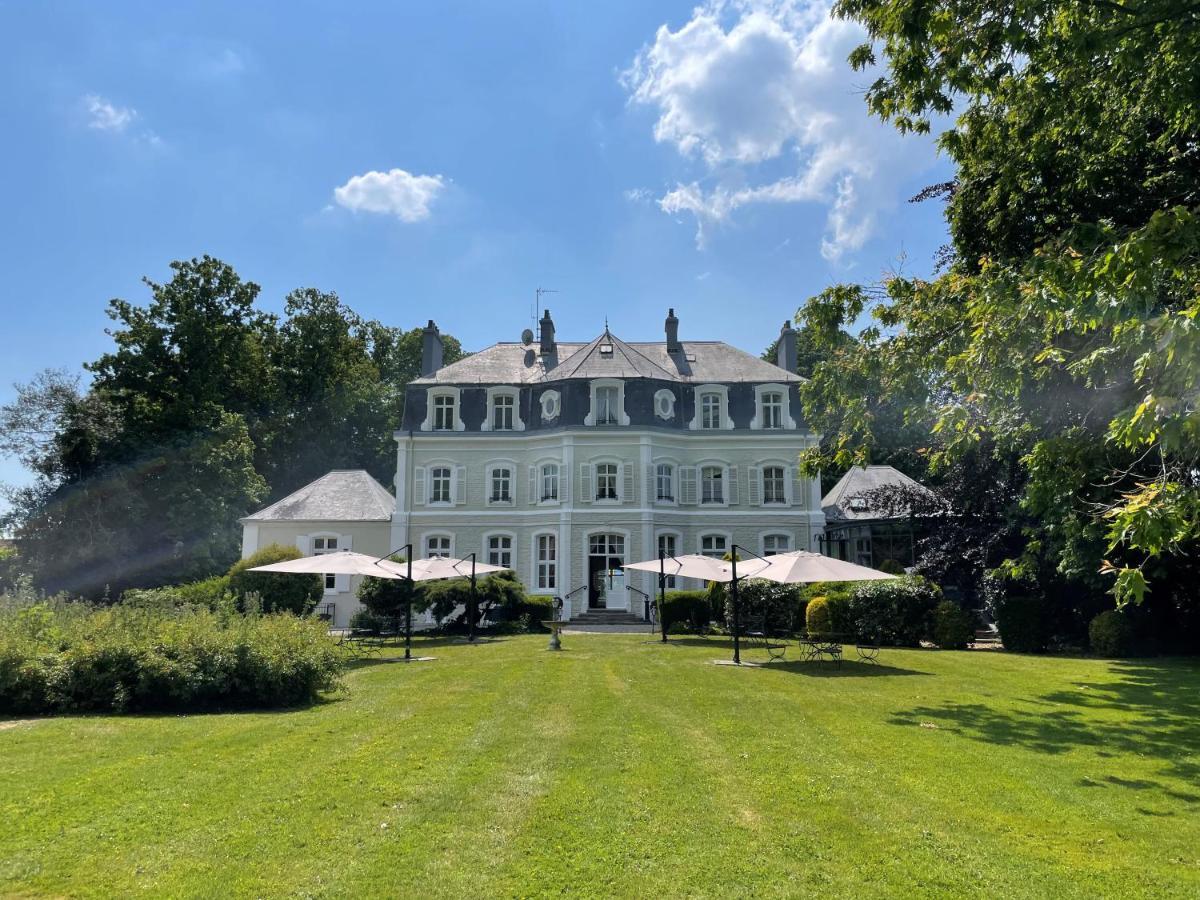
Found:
<box><xmin>587</xmin><ymin>533</ymin><xmax>626</xmax><ymax>610</ymax></box>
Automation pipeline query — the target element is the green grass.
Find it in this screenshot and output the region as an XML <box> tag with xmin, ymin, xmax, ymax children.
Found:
<box><xmin>2</xmin><ymin>635</ymin><xmax>1198</xmax><ymax>898</ymax></box>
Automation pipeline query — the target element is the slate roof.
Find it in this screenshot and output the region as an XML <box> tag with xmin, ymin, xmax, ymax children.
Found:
<box><xmin>821</xmin><ymin>465</ymin><xmax>934</xmax><ymax>523</ymax></box>
<box><xmin>243</xmin><ymin>470</ymin><xmax>395</xmax><ymax>522</ymax></box>
<box><xmin>411</xmin><ymin>330</ymin><xmax>803</xmax><ymax>385</ymax></box>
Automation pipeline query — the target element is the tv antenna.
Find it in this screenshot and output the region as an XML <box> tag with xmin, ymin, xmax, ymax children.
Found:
<box><xmin>533</xmin><ymin>287</ymin><xmax>559</xmax><ymax>327</ymax></box>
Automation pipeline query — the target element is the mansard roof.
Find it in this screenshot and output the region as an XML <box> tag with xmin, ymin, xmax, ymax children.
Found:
<box><xmin>821</xmin><ymin>465</ymin><xmax>934</xmax><ymax>523</ymax></box>
<box><xmin>411</xmin><ymin>329</ymin><xmax>803</xmax><ymax>386</ymax></box>
<box><xmin>243</xmin><ymin>470</ymin><xmax>395</xmax><ymax>522</ymax></box>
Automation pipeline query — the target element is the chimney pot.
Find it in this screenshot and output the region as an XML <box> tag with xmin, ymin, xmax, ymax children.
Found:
<box><xmin>776</xmin><ymin>320</ymin><xmax>798</xmax><ymax>374</ymax></box>
<box><xmin>539</xmin><ymin>308</ymin><xmax>556</xmax><ymax>355</ymax></box>
<box><xmin>665</xmin><ymin>308</ymin><xmax>682</xmax><ymax>353</ymax></box>
<box><xmin>421</xmin><ymin>320</ymin><xmax>444</xmax><ymax>376</ymax></box>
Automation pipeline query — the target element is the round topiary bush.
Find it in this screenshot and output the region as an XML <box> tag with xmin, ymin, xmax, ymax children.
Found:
<box><xmin>994</xmin><ymin>594</ymin><xmax>1049</xmax><ymax>653</ymax></box>
<box><xmin>227</xmin><ymin>544</ymin><xmax>322</xmax><ymax>616</ymax></box>
<box><xmin>806</xmin><ymin>596</ymin><xmax>833</xmax><ymax>635</ymax></box>
<box><xmin>932</xmin><ymin>600</ymin><xmax>974</xmax><ymax>649</ymax></box>
<box><xmin>1089</xmin><ymin>609</ymin><xmax>1134</xmax><ymax>657</ymax></box>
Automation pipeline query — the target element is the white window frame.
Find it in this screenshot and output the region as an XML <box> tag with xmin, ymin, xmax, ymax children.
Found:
<box><xmin>655</xmin><ymin>530</ymin><xmax>682</xmax><ymax>589</ymax></box>
<box><xmin>484</xmin><ymin>531</ymin><xmax>515</xmax><ymax>569</ymax></box>
<box><xmin>654</xmin><ymin>461</ymin><xmax>677</xmax><ymax>505</ymax></box>
<box><xmin>311</xmin><ymin>533</ymin><xmax>342</xmax><ymax>594</ymax></box>
<box><xmin>531</xmin><ymin>531</ymin><xmax>558</xmax><ymax>593</ymax></box>
<box><xmin>653</xmin><ymin>389</ymin><xmax>676</xmax><ymax>421</ymax></box>
<box><xmin>751</xmin><ymin>383</ymin><xmax>796</xmax><ymax>431</ymax></box>
<box><xmin>761</xmin><ymin>464</ymin><xmax>788</xmax><ymax>506</ymax></box>
<box><xmin>761</xmin><ymin>532</ymin><xmax>792</xmax><ymax>556</ymax></box>
<box><xmin>539</xmin><ymin>389</ymin><xmax>561</xmax><ymax>423</ymax></box>
<box><xmin>584</xmin><ymin>378</ymin><xmax>630</xmax><ymax>427</ymax></box>
<box><xmin>423</xmin><ymin>532</ymin><xmax>454</xmax><ymax>559</ymax></box>
<box><xmin>689</xmin><ymin>384</ymin><xmax>732</xmax><ymax>430</ymax></box>
<box><xmin>698</xmin><ymin>532</ymin><xmax>731</xmax><ymax>559</ymax></box>
<box><xmin>594</xmin><ymin>461</ymin><xmax>620</xmax><ymax>502</ymax></box>
<box><xmin>700</xmin><ymin>463</ymin><xmax>728</xmax><ymax>507</ymax></box>
<box><xmin>540</xmin><ymin>461</ymin><xmax>560</xmax><ymax>503</ymax></box>
<box><xmin>428</xmin><ymin>465</ymin><xmax>453</xmax><ymax>505</ymax></box>
<box><xmin>487</xmin><ymin>461</ymin><xmax>516</xmax><ymax>506</ymax></box>
<box><xmin>421</xmin><ymin>387</ymin><xmax>465</xmax><ymax>432</ymax></box>
<box><xmin>482</xmin><ymin>386</ymin><xmax>525</xmax><ymax>432</ymax></box>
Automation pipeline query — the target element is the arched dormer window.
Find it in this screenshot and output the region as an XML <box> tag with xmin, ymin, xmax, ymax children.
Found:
<box><xmin>751</xmin><ymin>383</ymin><xmax>796</xmax><ymax>430</ymax></box>
<box><xmin>585</xmin><ymin>379</ymin><xmax>629</xmax><ymax>426</ymax></box>
<box><xmin>483</xmin><ymin>386</ymin><xmax>525</xmax><ymax>432</ymax></box>
<box><xmin>688</xmin><ymin>384</ymin><xmax>732</xmax><ymax>430</ymax></box>
<box><xmin>421</xmin><ymin>387</ymin><xmax>464</xmax><ymax>432</ymax></box>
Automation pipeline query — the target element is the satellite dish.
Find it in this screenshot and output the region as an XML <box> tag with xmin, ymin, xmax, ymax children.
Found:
<box><xmin>521</xmin><ymin>328</ymin><xmax>535</xmax><ymax>346</ymax></box>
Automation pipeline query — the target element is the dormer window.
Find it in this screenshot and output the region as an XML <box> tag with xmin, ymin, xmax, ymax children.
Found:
<box><xmin>597</xmin><ymin>386</ymin><xmax>619</xmax><ymax>424</ymax></box>
<box><xmin>689</xmin><ymin>384</ymin><xmax>731</xmax><ymax>431</ymax></box>
<box><xmin>850</xmin><ymin>496</ymin><xmax>868</xmax><ymax>511</ymax></box>
<box><xmin>585</xmin><ymin>379</ymin><xmax>629</xmax><ymax>426</ymax></box>
<box><xmin>752</xmin><ymin>384</ymin><xmax>795</xmax><ymax>431</ymax></box>
<box><xmin>483</xmin><ymin>387</ymin><xmax>524</xmax><ymax>432</ymax></box>
<box><xmin>421</xmin><ymin>388</ymin><xmax>464</xmax><ymax>432</ymax></box>
<box><xmin>700</xmin><ymin>392</ymin><xmax>721</xmax><ymax>430</ymax></box>
<box><xmin>599</xmin><ymin>342</ymin><xmax>614</xmax><ymax>356</ymax></box>
<box><xmin>433</xmin><ymin>395</ymin><xmax>456</xmax><ymax>430</ymax></box>
<box><xmin>761</xmin><ymin>392</ymin><xmax>783</xmax><ymax>429</ymax></box>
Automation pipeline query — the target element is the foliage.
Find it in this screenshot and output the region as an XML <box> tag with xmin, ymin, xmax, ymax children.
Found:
<box><xmin>0</xmin><ymin>256</ymin><xmax>464</xmax><ymax>599</ymax></box>
<box><xmin>806</xmin><ymin>596</ymin><xmax>834</xmax><ymax>635</ymax></box>
<box><xmin>227</xmin><ymin>544</ymin><xmax>322</xmax><ymax>616</ymax></box>
<box><xmin>0</xmin><ymin>598</ymin><xmax>343</xmax><ymax>714</ymax></box>
<box><xmin>878</xmin><ymin>558</ymin><xmax>905</xmax><ymax>576</ymax></box>
<box><xmin>0</xmin><ymin>544</ymin><xmax>20</xmax><ymax>593</ymax></box>
<box><xmin>1089</xmin><ymin>610</ymin><xmax>1135</xmax><ymax>658</ymax></box>
<box><xmin>722</xmin><ymin>581</ymin><xmax>804</xmax><ymax>633</ymax></box>
<box><xmin>931</xmin><ymin>600</ymin><xmax>975</xmax><ymax>650</ymax></box>
<box><xmin>356</xmin><ymin>559</ymin><xmax>421</xmax><ymax>624</ymax></box>
<box><xmin>847</xmin><ymin>576</ymin><xmax>942</xmax><ymax>645</ymax></box>
<box><xmin>349</xmin><ymin>608</ymin><xmax>389</xmax><ymax>633</ymax></box>
<box><xmin>661</xmin><ymin>590</ymin><xmax>711</xmax><ymax>634</ymax></box>
<box><xmin>798</xmin><ymin>0</ymin><xmax>1200</xmax><ymax>608</ymax></box>
<box><xmin>994</xmin><ymin>595</ymin><xmax>1050</xmax><ymax>654</ymax></box>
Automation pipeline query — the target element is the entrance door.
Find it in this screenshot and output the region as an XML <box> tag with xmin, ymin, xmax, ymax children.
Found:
<box><xmin>587</xmin><ymin>533</ymin><xmax>626</xmax><ymax>610</ymax></box>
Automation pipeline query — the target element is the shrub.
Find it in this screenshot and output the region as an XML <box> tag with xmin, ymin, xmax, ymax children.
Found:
<box><xmin>349</xmin><ymin>608</ymin><xmax>389</xmax><ymax>632</ymax></box>
<box><xmin>662</xmin><ymin>590</ymin><xmax>711</xmax><ymax>634</ymax></box>
<box><xmin>932</xmin><ymin>600</ymin><xmax>975</xmax><ymax>649</ymax></box>
<box><xmin>0</xmin><ymin>599</ymin><xmax>344</xmax><ymax>714</ymax></box>
<box><xmin>878</xmin><ymin>558</ymin><xmax>906</xmax><ymax>575</ymax></box>
<box><xmin>807</xmin><ymin>596</ymin><xmax>833</xmax><ymax>635</ymax></box>
<box><xmin>723</xmin><ymin>581</ymin><xmax>804</xmax><ymax>633</ymax></box>
<box><xmin>994</xmin><ymin>594</ymin><xmax>1049</xmax><ymax>653</ymax></box>
<box><xmin>847</xmin><ymin>576</ymin><xmax>942</xmax><ymax>646</ymax></box>
<box><xmin>120</xmin><ymin>575</ymin><xmax>234</xmax><ymax>613</ymax></box>
<box><xmin>227</xmin><ymin>545</ymin><xmax>322</xmax><ymax>615</ymax></box>
<box><xmin>1089</xmin><ymin>610</ymin><xmax>1134</xmax><ymax>657</ymax></box>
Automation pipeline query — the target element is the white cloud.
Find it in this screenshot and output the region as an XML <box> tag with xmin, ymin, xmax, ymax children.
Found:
<box><xmin>623</xmin><ymin>0</ymin><xmax>939</xmax><ymax>261</ymax></box>
<box><xmin>84</xmin><ymin>94</ymin><xmax>136</xmax><ymax>132</ymax></box>
<box><xmin>332</xmin><ymin>168</ymin><xmax>447</xmax><ymax>223</ymax></box>
<box><xmin>624</xmin><ymin>187</ymin><xmax>655</xmax><ymax>203</ymax></box>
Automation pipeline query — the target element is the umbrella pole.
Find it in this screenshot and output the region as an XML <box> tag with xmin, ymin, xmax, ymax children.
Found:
<box><xmin>468</xmin><ymin>552</ymin><xmax>478</xmax><ymax>643</ymax></box>
<box><xmin>659</xmin><ymin>549</ymin><xmax>668</xmax><ymax>643</ymax></box>
<box><xmin>731</xmin><ymin>554</ymin><xmax>741</xmax><ymax>665</ymax></box>
<box><xmin>404</xmin><ymin>555</ymin><xmax>413</xmax><ymax>661</ymax></box>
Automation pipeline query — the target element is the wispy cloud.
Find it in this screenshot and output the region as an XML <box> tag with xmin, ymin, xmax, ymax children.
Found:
<box><xmin>332</xmin><ymin>168</ymin><xmax>447</xmax><ymax>222</ymax></box>
<box><xmin>623</xmin><ymin>0</ymin><xmax>940</xmax><ymax>262</ymax></box>
<box><xmin>84</xmin><ymin>94</ymin><xmax>136</xmax><ymax>132</ymax></box>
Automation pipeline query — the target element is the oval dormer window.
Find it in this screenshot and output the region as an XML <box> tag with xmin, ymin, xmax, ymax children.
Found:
<box><xmin>654</xmin><ymin>389</ymin><xmax>675</xmax><ymax>420</ymax></box>
<box><xmin>540</xmin><ymin>390</ymin><xmax>561</xmax><ymax>422</ymax></box>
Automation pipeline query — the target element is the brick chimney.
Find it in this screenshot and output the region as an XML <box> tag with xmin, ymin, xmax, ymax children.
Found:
<box><xmin>539</xmin><ymin>308</ymin><xmax>556</xmax><ymax>356</ymax></box>
<box><xmin>421</xmin><ymin>320</ymin><xmax>444</xmax><ymax>376</ymax></box>
<box><xmin>665</xmin><ymin>308</ymin><xmax>682</xmax><ymax>354</ymax></box>
<box><xmin>776</xmin><ymin>320</ymin><xmax>797</xmax><ymax>373</ymax></box>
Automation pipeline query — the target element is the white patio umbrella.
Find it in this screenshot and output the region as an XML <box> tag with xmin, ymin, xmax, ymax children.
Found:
<box><xmin>624</xmin><ymin>552</ymin><xmax>771</xmax><ymax>663</ymax></box>
<box><xmin>746</xmin><ymin>550</ymin><xmax>898</xmax><ymax>585</ymax></box>
<box><xmin>249</xmin><ymin>550</ymin><xmax>410</xmax><ymax>579</ymax></box>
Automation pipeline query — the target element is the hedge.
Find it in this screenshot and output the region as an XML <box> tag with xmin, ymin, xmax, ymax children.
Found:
<box><xmin>227</xmin><ymin>544</ymin><xmax>323</xmax><ymax>615</ymax></box>
<box><xmin>0</xmin><ymin>598</ymin><xmax>344</xmax><ymax>714</ymax></box>
<box><xmin>1089</xmin><ymin>610</ymin><xmax>1134</xmax><ymax>657</ymax></box>
<box><xmin>661</xmin><ymin>590</ymin><xmax>711</xmax><ymax>633</ymax></box>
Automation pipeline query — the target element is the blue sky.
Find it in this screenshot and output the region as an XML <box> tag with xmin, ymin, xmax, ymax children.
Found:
<box><xmin>0</xmin><ymin>0</ymin><xmax>951</xmax><ymax>497</ymax></box>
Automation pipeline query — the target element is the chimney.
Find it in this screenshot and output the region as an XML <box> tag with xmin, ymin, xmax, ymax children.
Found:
<box><xmin>539</xmin><ymin>308</ymin><xmax>556</xmax><ymax>355</ymax></box>
<box><xmin>421</xmin><ymin>320</ymin><xmax>444</xmax><ymax>376</ymax></box>
<box><xmin>665</xmin><ymin>308</ymin><xmax>682</xmax><ymax>354</ymax></box>
<box><xmin>776</xmin><ymin>320</ymin><xmax>797</xmax><ymax>373</ymax></box>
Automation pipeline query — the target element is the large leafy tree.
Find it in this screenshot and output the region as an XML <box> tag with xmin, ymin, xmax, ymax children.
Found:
<box><xmin>800</xmin><ymin>0</ymin><xmax>1200</xmax><ymax>607</ymax></box>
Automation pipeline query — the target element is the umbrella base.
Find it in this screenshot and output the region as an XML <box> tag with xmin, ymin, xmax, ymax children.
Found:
<box><xmin>711</xmin><ymin>659</ymin><xmax>763</xmax><ymax>668</ymax></box>
<box><xmin>390</xmin><ymin>656</ymin><xmax>437</xmax><ymax>663</ymax></box>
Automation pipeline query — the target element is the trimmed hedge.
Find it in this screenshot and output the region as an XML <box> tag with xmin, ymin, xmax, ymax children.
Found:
<box><xmin>1089</xmin><ymin>610</ymin><xmax>1134</xmax><ymax>657</ymax></box>
<box><xmin>847</xmin><ymin>576</ymin><xmax>942</xmax><ymax>646</ymax></box>
<box><xmin>0</xmin><ymin>599</ymin><xmax>343</xmax><ymax>714</ymax></box>
<box><xmin>227</xmin><ymin>544</ymin><xmax>323</xmax><ymax>616</ymax></box>
<box><xmin>932</xmin><ymin>600</ymin><xmax>975</xmax><ymax>649</ymax></box>
<box><xmin>662</xmin><ymin>590</ymin><xmax>711</xmax><ymax>634</ymax></box>
<box><xmin>995</xmin><ymin>594</ymin><xmax>1049</xmax><ymax>653</ymax></box>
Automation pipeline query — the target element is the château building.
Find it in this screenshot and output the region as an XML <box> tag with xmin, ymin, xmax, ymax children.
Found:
<box><xmin>240</xmin><ymin>310</ymin><xmax>825</xmax><ymax>627</ymax></box>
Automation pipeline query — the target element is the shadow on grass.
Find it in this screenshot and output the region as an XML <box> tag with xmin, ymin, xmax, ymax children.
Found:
<box><xmin>889</xmin><ymin>657</ymin><xmax>1200</xmax><ymax>800</ymax></box>
<box><xmin>760</xmin><ymin>659</ymin><xmax>930</xmax><ymax>678</ymax></box>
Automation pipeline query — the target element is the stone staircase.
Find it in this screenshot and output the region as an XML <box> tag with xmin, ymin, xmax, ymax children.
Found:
<box><xmin>568</xmin><ymin>608</ymin><xmax>650</xmax><ymax>628</ymax></box>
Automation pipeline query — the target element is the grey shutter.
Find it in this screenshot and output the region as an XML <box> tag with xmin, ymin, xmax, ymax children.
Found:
<box><xmin>747</xmin><ymin>466</ymin><xmax>761</xmax><ymax>506</ymax></box>
<box><xmin>295</xmin><ymin>534</ymin><xmax>310</xmax><ymax>554</ymax></box>
<box><xmin>559</xmin><ymin>464</ymin><xmax>569</xmax><ymax>503</ymax></box>
<box><xmin>528</xmin><ymin>465</ymin><xmax>538</xmax><ymax>505</ymax></box>
<box><xmin>728</xmin><ymin>466</ymin><xmax>739</xmax><ymax>505</ymax></box>
<box><xmin>679</xmin><ymin>466</ymin><xmax>698</xmax><ymax>505</ymax></box>
<box><xmin>580</xmin><ymin>464</ymin><xmax>593</xmax><ymax>504</ymax></box>
<box><xmin>792</xmin><ymin>466</ymin><xmax>806</xmax><ymax>507</ymax></box>
<box><xmin>645</xmin><ymin>464</ymin><xmax>656</xmax><ymax>502</ymax></box>
<box><xmin>622</xmin><ymin>463</ymin><xmax>636</xmax><ymax>504</ymax></box>
<box><xmin>413</xmin><ymin>467</ymin><xmax>426</xmax><ymax>506</ymax></box>
<box><xmin>455</xmin><ymin>466</ymin><xmax>467</xmax><ymax>505</ymax></box>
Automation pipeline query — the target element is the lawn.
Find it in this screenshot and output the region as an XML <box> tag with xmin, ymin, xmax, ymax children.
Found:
<box><xmin>2</xmin><ymin>634</ymin><xmax>1198</xmax><ymax>898</ymax></box>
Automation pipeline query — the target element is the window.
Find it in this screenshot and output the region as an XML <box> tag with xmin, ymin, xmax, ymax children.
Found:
<box><xmin>492</xmin><ymin>394</ymin><xmax>515</xmax><ymax>431</ymax></box>
<box><xmin>700</xmin><ymin>534</ymin><xmax>727</xmax><ymax>558</ymax></box>
<box><xmin>655</xmin><ymin>463</ymin><xmax>675</xmax><ymax>502</ymax></box>
<box><xmin>312</xmin><ymin>536</ymin><xmax>339</xmax><ymax>591</ymax></box>
<box><xmin>540</xmin><ymin>390</ymin><xmax>560</xmax><ymax>421</ymax></box>
<box><xmin>763</xmin><ymin>534</ymin><xmax>791</xmax><ymax>556</ymax></box>
<box><xmin>761</xmin><ymin>391</ymin><xmax>783</xmax><ymax>429</ymax></box>
<box><xmin>430</xmin><ymin>466</ymin><xmax>452</xmax><ymax>504</ymax></box>
<box><xmin>657</xmin><ymin>533</ymin><xmax>678</xmax><ymax>588</ymax></box>
<box><xmin>596</xmin><ymin>463</ymin><xmax>618</xmax><ymax>501</ymax></box>
<box><xmin>490</xmin><ymin>466</ymin><xmax>513</xmax><ymax>503</ymax></box>
<box><xmin>487</xmin><ymin>535</ymin><xmax>513</xmax><ymax>568</ymax></box>
<box><xmin>654</xmin><ymin>389</ymin><xmax>675</xmax><ymax>420</ymax></box>
<box><xmin>762</xmin><ymin>466</ymin><xmax>786</xmax><ymax>505</ymax></box>
<box><xmin>432</xmin><ymin>394</ymin><xmax>456</xmax><ymax>431</ymax></box>
<box><xmin>425</xmin><ymin>535</ymin><xmax>451</xmax><ymax>558</ymax></box>
<box><xmin>536</xmin><ymin>533</ymin><xmax>557</xmax><ymax>590</ymax></box>
<box><xmin>849</xmin><ymin>496</ymin><xmax>868</xmax><ymax>511</ymax></box>
<box><xmin>596</xmin><ymin>386</ymin><xmax>619</xmax><ymax>425</ymax></box>
<box><xmin>700</xmin><ymin>392</ymin><xmax>721</xmax><ymax>429</ymax></box>
<box><xmin>541</xmin><ymin>463</ymin><xmax>559</xmax><ymax>501</ymax></box>
<box><xmin>701</xmin><ymin>465</ymin><xmax>724</xmax><ymax>504</ymax></box>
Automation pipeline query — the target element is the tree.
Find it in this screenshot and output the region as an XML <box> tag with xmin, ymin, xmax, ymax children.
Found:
<box><xmin>798</xmin><ymin>0</ymin><xmax>1200</xmax><ymax>609</ymax></box>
